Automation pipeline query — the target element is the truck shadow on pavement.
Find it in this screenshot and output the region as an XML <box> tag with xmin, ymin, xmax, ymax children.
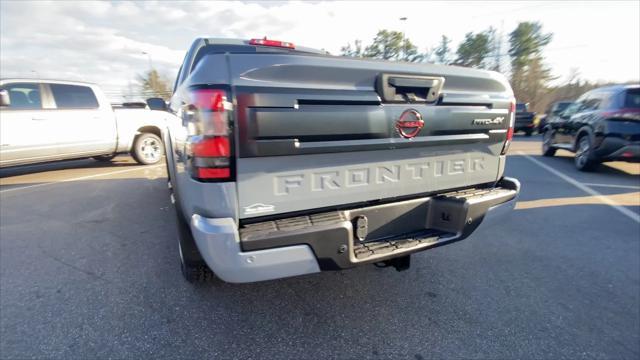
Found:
<box><xmin>0</xmin><ymin>156</ymin><xmax>143</xmax><ymax>178</ymax></box>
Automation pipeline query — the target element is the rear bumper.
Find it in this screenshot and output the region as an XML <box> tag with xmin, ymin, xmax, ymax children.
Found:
<box><xmin>190</xmin><ymin>177</ymin><xmax>520</xmax><ymax>283</ymax></box>
<box><xmin>595</xmin><ymin>137</ymin><xmax>640</xmax><ymax>162</ymax></box>
<box><xmin>477</xmin><ymin>180</ymin><xmax>520</xmax><ymax>229</ymax></box>
<box><xmin>190</xmin><ymin>215</ymin><xmax>321</xmax><ymax>283</ymax></box>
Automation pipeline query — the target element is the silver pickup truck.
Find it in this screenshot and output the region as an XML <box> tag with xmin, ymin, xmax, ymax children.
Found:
<box><xmin>0</xmin><ymin>79</ymin><xmax>167</xmax><ymax>167</ymax></box>
<box><xmin>165</xmin><ymin>38</ymin><xmax>520</xmax><ymax>283</ymax></box>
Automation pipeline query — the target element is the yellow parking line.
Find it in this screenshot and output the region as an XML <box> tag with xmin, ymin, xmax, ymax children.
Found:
<box><xmin>517</xmin><ymin>151</ymin><xmax>640</xmax><ymax>223</ymax></box>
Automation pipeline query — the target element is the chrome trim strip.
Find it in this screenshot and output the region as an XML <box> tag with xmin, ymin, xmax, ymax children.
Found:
<box><xmin>296</xmin><ymin>133</ymin><xmax>490</xmax><ymax>149</ymax></box>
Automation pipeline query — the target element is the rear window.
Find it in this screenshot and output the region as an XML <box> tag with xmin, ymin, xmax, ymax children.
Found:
<box><xmin>516</xmin><ymin>103</ymin><xmax>527</xmax><ymax>112</ymax></box>
<box><xmin>50</xmin><ymin>84</ymin><xmax>99</xmax><ymax>109</ymax></box>
<box><xmin>2</xmin><ymin>83</ymin><xmax>42</xmax><ymax>109</ymax></box>
<box><xmin>555</xmin><ymin>102</ymin><xmax>571</xmax><ymax>112</ymax></box>
<box><xmin>624</xmin><ymin>88</ymin><xmax>640</xmax><ymax>108</ymax></box>
<box><xmin>583</xmin><ymin>97</ymin><xmax>601</xmax><ymax>111</ymax></box>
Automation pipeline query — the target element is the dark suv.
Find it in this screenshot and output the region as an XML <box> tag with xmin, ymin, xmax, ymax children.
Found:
<box><xmin>538</xmin><ymin>101</ymin><xmax>573</xmax><ymax>134</ymax></box>
<box><xmin>542</xmin><ymin>84</ymin><xmax>640</xmax><ymax>171</ymax></box>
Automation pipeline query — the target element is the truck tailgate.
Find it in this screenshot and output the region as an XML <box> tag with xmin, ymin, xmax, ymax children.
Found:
<box><xmin>203</xmin><ymin>53</ymin><xmax>513</xmax><ymax>219</ymax></box>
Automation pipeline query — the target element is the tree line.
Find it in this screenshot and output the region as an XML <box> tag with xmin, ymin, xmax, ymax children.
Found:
<box><xmin>136</xmin><ymin>22</ymin><xmax>621</xmax><ymax>113</ymax></box>
<box><xmin>340</xmin><ymin>21</ymin><xmax>576</xmax><ymax>113</ymax></box>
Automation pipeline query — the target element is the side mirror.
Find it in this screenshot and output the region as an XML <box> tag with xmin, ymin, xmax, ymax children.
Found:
<box><xmin>0</xmin><ymin>89</ymin><xmax>10</xmax><ymax>107</ymax></box>
<box><xmin>146</xmin><ymin>97</ymin><xmax>167</xmax><ymax>111</ymax></box>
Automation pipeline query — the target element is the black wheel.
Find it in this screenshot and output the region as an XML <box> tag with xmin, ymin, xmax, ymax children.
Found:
<box><xmin>132</xmin><ymin>133</ymin><xmax>164</xmax><ymax>165</ymax></box>
<box><xmin>525</xmin><ymin>129</ymin><xmax>533</xmax><ymax>137</ymax></box>
<box><xmin>179</xmin><ymin>242</ymin><xmax>215</xmax><ymax>283</ymax></box>
<box><xmin>173</xmin><ymin>193</ymin><xmax>214</xmax><ymax>283</ymax></box>
<box><xmin>575</xmin><ymin>135</ymin><xmax>598</xmax><ymax>171</ymax></box>
<box><xmin>542</xmin><ymin>129</ymin><xmax>557</xmax><ymax>157</ymax></box>
<box><xmin>92</xmin><ymin>154</ymin><xmax>117</xmax><ymax>162</ymax></box>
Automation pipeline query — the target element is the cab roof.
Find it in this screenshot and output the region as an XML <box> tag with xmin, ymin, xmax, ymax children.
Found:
<box><xmin>199</xmin><ymin>37</ymin><xmax>328</xmax><ymax>55</ymax></box>
<box><xmin>0</xmin><ymin>78</ymin><xmax>96</xmax><ymax>86</ymax></box>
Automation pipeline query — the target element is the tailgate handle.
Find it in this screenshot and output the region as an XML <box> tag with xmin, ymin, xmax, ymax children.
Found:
<box><xmin>377</xmin><ymin>74</ymin><xmax>444</xmax><ymax>103</ymax></box>
<box><xmin>388</xmin><ymin>77</ymin><xmax>437</xmax><ymax>89</ymax></box>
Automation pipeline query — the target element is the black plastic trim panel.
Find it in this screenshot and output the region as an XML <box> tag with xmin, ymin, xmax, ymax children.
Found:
<box><xmin>239</xmin><ymin>179</ymin><xmax>518</xmax><ymax>270</ymax></box>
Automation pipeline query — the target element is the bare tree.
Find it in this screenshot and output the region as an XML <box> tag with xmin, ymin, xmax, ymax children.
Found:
<box><xmin>137</xmin><ymin>69</ymin><xmax>171</xmax><ymax>100</ymax></box>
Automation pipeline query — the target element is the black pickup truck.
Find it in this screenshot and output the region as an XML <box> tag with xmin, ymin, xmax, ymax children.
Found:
<box><xmin>164</xmin><ymin>37</ymin><xmax>521</xmax><ymax>283</ymax></box>
<box><xmin>514</xmin><ymin>102</ymin><xmax>536</xmax><ymax>136</ymax></box>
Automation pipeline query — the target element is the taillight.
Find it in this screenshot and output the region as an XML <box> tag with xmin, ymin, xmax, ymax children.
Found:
<box><xmin>249</xmin><ymin>38</ymin><xmax>295</xmax><ymax>49</ymax></box>
<box><xmin>186</xmin><ymin>88</ymin><xmax>232</xmax><ymax>181</ymax></box>
<box><xmin>193</xmin><ymin>89</ymin><xmax>226</xmax><ymax>112</ymax></box>
<box><xmin>602</xmin><ymin>109</ymin><xmax>640</xmax><ymax>120</ymax></box>
<box><xmin>506</xmin><ymin>127</ymin><xmax>514</xmax><ymax>141</ymax></box>
<box><xmin>192</xmin><ymin>136</ymin><xmax>230</xmax><ymax>157</ymax></box>
<box><xmin>501</xmin><ymin>98</ymin><xmax>516</xmax><ymax>155</ymax></box>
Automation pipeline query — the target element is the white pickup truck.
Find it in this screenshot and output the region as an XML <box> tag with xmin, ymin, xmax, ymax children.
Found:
<box><xmin>0</xmin><ymin>79</ymin><xmax>169</xmax><ymax>167</ymax></box>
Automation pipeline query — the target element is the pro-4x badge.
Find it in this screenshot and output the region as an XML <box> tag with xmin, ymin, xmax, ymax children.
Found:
<box><xmin>472</xmin><ymin>116</ymin><xmax>505</xmax><ymax>125</ymax></box>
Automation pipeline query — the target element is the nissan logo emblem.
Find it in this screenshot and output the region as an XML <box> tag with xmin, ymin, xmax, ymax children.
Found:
<box><xmin>396</xmin><ymin>109</ymin><xmax>424</xmax><ymax>139</ymax></box>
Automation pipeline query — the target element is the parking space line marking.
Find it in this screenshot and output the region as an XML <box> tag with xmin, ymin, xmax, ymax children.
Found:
<box><xmin>517</xmin><ymin>151</ymin><xmax>640</xmax><ymax>224</ymax></box>
<box><xmin>0</xmin><ymin>165</ymin><xmax>163</xmax><ymax>194</ymax></box>
<box><xmin>580</xmin><ymin>183</ymin><xmax>640</xmax><ymax>190</ymax></box>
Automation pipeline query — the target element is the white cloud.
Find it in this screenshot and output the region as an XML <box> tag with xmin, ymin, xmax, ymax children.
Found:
<box><xmin>1</xmin><ymin>0</ymin><xmax>638</xmax><ymax>102</ymax></box>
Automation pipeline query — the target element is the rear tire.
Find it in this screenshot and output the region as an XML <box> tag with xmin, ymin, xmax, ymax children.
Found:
<box><xmin>92</xmin><ymin>154</ymin><xmax>116</xmax><ymax>162</ymax></box>
<box><xmin>575</xmin><ymin>134</ymin><xmax>598</xmax><ymax>171</ymax></box>
<box><xmin>542</xmin><ymin>129</ymin><xmax>557</xmax><ymax>157</ymax></box>
<box><xmin>172</xmin><ymin>189</ymin><xmax>214</xmax><ymax>283</ymax></box>
<box><xmin>132</xmin><ymin>133</ymin><xmax>164</xmax><ymax>165</ymax></box>
<box><xmin>179</xmin><ymin>240</ymin><xmax>215</xmax><ymax>283</ymax></box>
<box><xmin>525</xmin><ymin>129</ymin><xmax>533</xmax><ymax>137</ymax></box>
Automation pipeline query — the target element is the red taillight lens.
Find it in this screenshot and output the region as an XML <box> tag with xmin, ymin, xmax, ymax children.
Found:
<box><xmin>192</xmin><ymin>89</ymin><xmax>225</xmax><ymax>112</ymax></box>
<box><xmin>197</xmin><ymin>168</ymin><xmax>231</xmax><ymax>179</ymax></box>
<box><xmin>249</xmin><ymin>38</ymin><xmax>295</xmax><ymax>49</ymax></box>
<box><xmin>501</xmin><ymin>99</ymin><xmax>516</xmax><ymax>155</ymax></box>
<box><xmin>506</xmin><ymin>127</ymin><xmax>514</xmax><ymax>141</ymax></box>
<box><xmin>189</xmin><ymin>89</ymin><xmax>229</xmax><ymax>136</ymax></box>
<box><xmin>187</xmin><ymin>88</ymin><xmax>232</xmax><ymax>181</ymax></box>
<box><xmin>192</xmin><ymin>136</ymin><xmax>230</xmax><ymax>157</ymax></box>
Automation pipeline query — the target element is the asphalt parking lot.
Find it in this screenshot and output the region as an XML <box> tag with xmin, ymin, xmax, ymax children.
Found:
<box><xmin>1</xmin><ymin>136</ymin><xmax>639</xmax><ymax>359</ymax></box>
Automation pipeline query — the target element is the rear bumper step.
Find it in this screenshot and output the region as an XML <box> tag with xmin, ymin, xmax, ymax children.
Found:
<box><xmin>353</xmin><ymin>230</ymin><xmax>447</xmax><ymax>260</ymax></box>
<box><xmin>239</xmin><ymin>177</ymin><xmax>520</xmax><ymax>270</ymax></box>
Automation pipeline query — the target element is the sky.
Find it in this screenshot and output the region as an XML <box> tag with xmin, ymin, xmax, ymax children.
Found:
<box><xmin>1</xmin><ymin>0</ymin><xmax>638</xmax><ymax>101</ymax></box>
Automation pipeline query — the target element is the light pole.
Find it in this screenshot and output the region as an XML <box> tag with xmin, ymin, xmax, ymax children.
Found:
<box><xmin>141</xmin><ymin>52</ymin><xmax>155</xmax><ymax>99</ymax></box>
<box><xmin>141</xmin><ymin>51</ymin><xmax>153</xmax><ymax>73</ymax></box>
<box><xmin>399</xmin><ymin>17</ymin><xmax>408</xmax><ymax>59</ymax></box>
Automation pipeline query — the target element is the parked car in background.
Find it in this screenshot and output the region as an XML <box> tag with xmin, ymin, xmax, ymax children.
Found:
<box><xmin>514</xmin><ymin>102</ymin><xmax>536</xmax><ymax>136</ymax></box>
<box><xmin>165</xmin><ymin>37</ymin><xmax>520</xmax><ymax>283</ymax></box>
<box><xmin>538</xmin><ymin>100</ymin><xmax>573</xmax><ymax>134</ymax></box>
<box><xmin>542</xmin><ymin>84</ymin><xmax>640</xmax><ymax>170</ymax></box>
<box><xmin>0</xmin><ymin>79</ymin><xmax>168</xmax><ymax>168</ymax></box>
